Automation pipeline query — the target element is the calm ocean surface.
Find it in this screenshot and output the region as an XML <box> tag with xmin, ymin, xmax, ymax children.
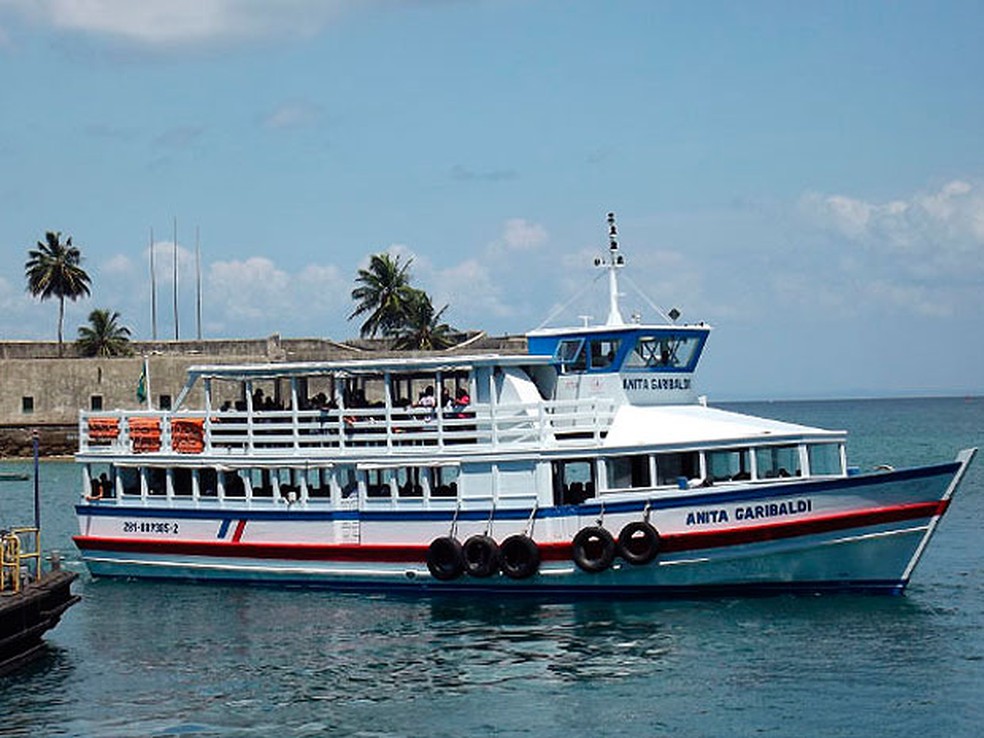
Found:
<box><xmin>1</xmin><ymin>397</ymin><xmax>982</xmax><ymax>737</ymax></box>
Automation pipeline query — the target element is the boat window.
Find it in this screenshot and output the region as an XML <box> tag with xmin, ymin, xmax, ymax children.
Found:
<box><xmin>605</xmin><ymin>455</ymin><xmax>651</xmax><ymax>491</ymax></box>
<box><xmin>306</xmin><ymin>468</ymin><xmax>331</xmax><ymax>498</ymax></box>
<box><xmin>338</xmin><ymin>466</ymin><xmax>359</xmax><ymax>499</ymax></box>
<box><xmin>706</xmin><ymin>449</ymin><xmax>752</xmax><ymax>483</ymax></box>
<box><xmin>223</xmin><ymin>470</ymin><xmax>246</xmax><ymax>498</ymax></box>
<box><xmin>396</xmin><ymin>467</ymin><xmax>424</xmax><ymax>497</ymax></box>
<box><xmin>88</xmin><ymin>463</ymin><xmax>115</xmax><ymax>499</ymax></box>
<box><xmin>552</xmin><ymin>459</ymin><xmax>596</xmax><ymax>505</ymax></box>
<box><xmin>197</xmin><ymin>468</ymin><xmax>218</xmax><ymax>497</ymax></box>
<box><xmin>624</xmin><ymin>334</ymin><xmax>702</xmax><ymax>371</ymax></box>
<box><xmin>589</xmin><ymin>339</ymin><xmax>621</xmax><ymax>370</ymax></box>
<box><xmin>119</xmin><ymin>466</ymin><xmax>141</xmax><ymax>496</ymax></box>
<box><xmin>755</xmin><ymin>445</ymin><xmax>802</xmax><ymax>479</ymax></box>
<box><xmin>173</xmin><ymin>467</ymin><xmax>194</xmax><ymax>496</ymax></box>
<box><xmin>555</xmin><ymin>339</ymin><xmax>586</xmax><ymax>372</ymax></box>
<box><xmin>365</xmin><ymin>468</ymin><xmax>393</xmax><ymax>498</ymax></box>
<box><xmin>808</xmin><ymin>444</ymin><xmax>843</xmax><ymax>476</ymax></box>
<box><xmin>147</xmin><ymin>467</ymin><xmax>167</xmax><ymax>496</ymax></box>
<box><xmin>430</xmin><ymin>466</ymin><xmax>459</xmax><ymax>498</ymax></box>
<box><xmin>250</xmin><ymin>469</ymin><xmax>274</xmax><ymax>497</ymax></box>
<box><xmin>278</xmin><ymin>468</ymin><xmax>300</xmax><ymax>501</ymax></box>
<box><xmin>655</xmin><ymin>452</ymin><xmax>700</xmax><ymax>487</ymax></box>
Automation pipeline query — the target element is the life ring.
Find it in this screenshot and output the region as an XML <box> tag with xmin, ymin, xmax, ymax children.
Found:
<box><xmin>572</xmin><ymin>526</ymin><xmax>616</xmax><ymax>573</ymax></box>
<box><xmin>462</xmin><ymin>534</ymin><xmax>500</xmax><ymax>578</ymax></box>
<box><xmin>426</xmin><ymin>537</ymin><xmax>464</xmax><ymax>581</ymax></box>
<box><xmin>617</xmin><ymin>521</ymin><xmax>661</xmax><ymax>565</ymax></box>
<box><xmin>499</xmin><ymin>534</ymin><xmax>540</xmax><ymax>580</ymax></box>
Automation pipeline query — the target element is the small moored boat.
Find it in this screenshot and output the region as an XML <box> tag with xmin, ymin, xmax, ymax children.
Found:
<box><xmin>72</xmin><ymin>214</ymin><xmax>976</xmax><ymax>596</ymax></box>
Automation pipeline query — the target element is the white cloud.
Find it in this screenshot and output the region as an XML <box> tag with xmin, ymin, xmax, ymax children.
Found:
<box><xmin>262</xmin><ymin>101</ymin><xmax>322</xmax><ymax>130</ymax></box>
<box><xmin>102</xmin><ymin>253</ymin><xmax>133</xmax><ymax>276</ymax></box>
<box><xmin>488</xmin><ymin>218</ymin><xmax>548</xmax><ymax>255</ymax></box>
<box><xmin>208</xmin><ymin>256</ymin><xmax>292</xmax><ymax>322</ymax></box>
<box><xmin>800</xmin><ymin>179</ymin><xmax>984</xmax><ymax>270</ymax></box>
<box><xmin>432</xmin><ymin>258</ymin><xmax>515</xmax><ymax>321</ymax></box>
<box><xmin>205</xmin><ymin>256</ymin><xmax>350</xmax><ymax>337</ymax></box>
<box><xmin>0</xmin><ymin>0</ymin><xmax>357</xmax><ymax>47</ymax></box>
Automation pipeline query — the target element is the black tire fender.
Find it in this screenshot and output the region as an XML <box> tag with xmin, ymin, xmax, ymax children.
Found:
<box><xmin>571</xmin><ymin>526</ymin><xmax>616</xmax><ymax>573</ymax></box>
<box><xmin>617</xmin><ymin>521</ymin><xmax>661</xmax><ymax>565</ymax></box>
<box><xmin>499</xmin><ymin>534</ymin><xmax>540</xmax><ymax>580</ymax></box>
<box><xmin>426</xmin><ymin>536</ymin><xmax>464</xmax><ymax>581</ymax></box>
<box><xmin>462</xmin><ymin>534</ymin><xmax>501</xmax><ymax>578</ymax></box>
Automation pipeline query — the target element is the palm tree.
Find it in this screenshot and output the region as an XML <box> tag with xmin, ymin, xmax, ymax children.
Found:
<box><xmin>391</xmin><ymin>289</ymin><xmax>457</xmax><ymax>350</ymax></box>
<box><xmin>349</xmin><ymin>253</ymin><xmax>416</xmax><ymax>338</ymax></box>
<box><xmin>77</xmin><ymin>308</ymin><xmax>133</xmax><ymax>357</ymax></box>
<box><xmin>25</xmin><ymin>231</ymin><xmax>92</xmax><ymax>356</ymax></box>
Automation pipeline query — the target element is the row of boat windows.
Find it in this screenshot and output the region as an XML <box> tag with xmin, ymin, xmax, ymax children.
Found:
<box><xmin>554</xmin><ymin>443</ymin><xmax>844</xmax><ymax>504</ymax></box>
<box><xmin>86</xmin><ymin>463</ymin><xmax>462</xmax><ymax>502</ymax></box>
<box><xmin>555</xmin><ymin>334</ymin><xmax>703</xmax><ymax>373</ymax></box>
<box><xmin>85</xmin><ymin>443</ymin><xmax>843</xmax><ymax>504</ymax></box>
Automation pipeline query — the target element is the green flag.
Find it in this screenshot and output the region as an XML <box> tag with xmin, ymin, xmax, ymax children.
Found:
<box><xmin>136</xmin><ymin>361</ymin><xmax>148</xmax><ymax>403</ymax></box>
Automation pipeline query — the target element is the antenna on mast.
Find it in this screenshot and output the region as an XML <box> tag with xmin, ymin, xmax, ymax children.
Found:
<box><xmin>195</xmin><ymin>226</ymin><xmax>202</xmax><ymax>341</ymax></box>
<box><xmin>593</xmin><ymin>211</ymin><xmax>625</xmax><ymax>326</ymax></box>
<box><xmin>173</xmin><ymin>216</ymin><xmax>179</xmax><ymax>341</ymax></box>
<box><xmin>149</xmin><ymin>227</ymin><xmax>158</xmax><ymax>340</ymax></box>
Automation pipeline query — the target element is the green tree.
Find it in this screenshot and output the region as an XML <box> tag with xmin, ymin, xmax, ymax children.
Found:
<box><xmin>349</xmin><ymin>253</ymin><xmax>416</xmax><ymax>338</ymax></box>
<box><xmin>25</xmin><ymin>231</ymin><xmax>92</xmax><ymax>356</ymax></box>
<box><xmin>77</xmin><ymin>308</ymin><xmax>133</xmax><ymax>357</ymax></box>
<box><xmin>391</xmin><ymin>289</ymin><xmax>457</xmax><ymax>351</ymax></box>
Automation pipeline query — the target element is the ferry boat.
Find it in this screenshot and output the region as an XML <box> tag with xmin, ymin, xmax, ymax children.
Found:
<box><xmin>73</xmin><ymin>214</ymin><xmax>976</xmax><ymax>596</ymax></box>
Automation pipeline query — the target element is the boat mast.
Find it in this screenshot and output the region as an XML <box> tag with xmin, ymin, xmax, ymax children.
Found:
<box><xmin>599</xmin><ymin>212</ymin><xmax>626</xmax><ymax>326</ymax></box>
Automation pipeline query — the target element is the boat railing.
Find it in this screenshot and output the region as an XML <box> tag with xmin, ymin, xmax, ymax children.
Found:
<box><xmin>0</xmin><ymin>527</ymin><xmax>41</xmax><ymax>593</ymax></box>
<box><xmin>78</xmin><ymin>397</ymin><xmax>617</xmax><ymax>457</ymax></box>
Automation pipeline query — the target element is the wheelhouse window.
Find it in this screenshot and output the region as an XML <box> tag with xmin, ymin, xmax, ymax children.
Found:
<box><xmin>589</xmin><ymin>339</ymin><xmax>621</xmax><ymax>370</ymax></box>
<box><xmin>624</xmin><ymin>334</ymin><xmax>703</xmax><ymax>371</ymax></box>
<box><xmin>655</xmin><ymin>452</ymin><xmax>700</xmax><ymax>486</ymax></box>
<box><xmin>605</xmin><ymin>455</ymin><xmax>651</xmax><ymax>491</ymax></box>
<box><xmin>808</xmin><ymin>444</ymin><xmax>843</xmax><ymax>476</ymax></box>
<box><xmin>706</xmin><ymin>448</ymin><xmax>752</xmax><ymax>483</ymax></box>
<box><xmin>555</xmin><ymin>339</ymin><xmax>587</xmax><ymax>372</ymax></box>
<box><xmin>552</xmin><ymin>459</ymin><xmax>596</xmax><ymax>505</ymax></box>
<box><xmin>755</xmin><ymin>445</ymin><xmax>802</xmax><ymax>479</ymax></box>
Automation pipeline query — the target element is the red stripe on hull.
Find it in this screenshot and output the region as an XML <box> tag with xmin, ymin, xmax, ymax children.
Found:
<box><xmin>74</xmin><ymin>500</ymin><xmax>948</xmax><ymax>564</ymax></box>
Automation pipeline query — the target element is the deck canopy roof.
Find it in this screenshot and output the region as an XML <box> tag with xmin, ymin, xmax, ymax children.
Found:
<box><xmin>604</xmin><ymin>405</ymin><xmax>844</xmax><ymax>448</ymax></box>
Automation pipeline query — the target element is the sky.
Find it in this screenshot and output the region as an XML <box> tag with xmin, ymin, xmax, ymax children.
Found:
<box><xmin>0</xmin><ymin>0</ymin><xmax>982</xmax><ymax>400</ymax></box>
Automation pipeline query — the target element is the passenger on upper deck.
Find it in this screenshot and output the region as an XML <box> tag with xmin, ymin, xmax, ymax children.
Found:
<box><xmin>454</xmin><ymin>386</ymin><xmax>470</xmax><ymax>418</ymax></box>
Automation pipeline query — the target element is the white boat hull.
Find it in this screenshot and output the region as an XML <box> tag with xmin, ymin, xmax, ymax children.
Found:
<box><xmin>74</xmin><ymin>451</ymin><xmax>975</xmax><ymax>596</ymax></box>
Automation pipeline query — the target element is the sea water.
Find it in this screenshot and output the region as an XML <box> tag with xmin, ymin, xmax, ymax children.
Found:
<box><xmin>0</xmin><ymin>397</ymin><xmax>982</xmax><ymax>737</ymax></box>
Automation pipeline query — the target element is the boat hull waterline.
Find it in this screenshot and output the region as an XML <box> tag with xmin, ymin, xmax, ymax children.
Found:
<box><xmin>74</xmin><ymin>452</ymin><xmax>974</xmax><ymax>596</ymax></box>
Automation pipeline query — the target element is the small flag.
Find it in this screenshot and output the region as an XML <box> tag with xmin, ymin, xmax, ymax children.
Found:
<box><xmin>136</xmin><ymin>360</ymin><xmax>148</xmax><ymax>404</ymax></box>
